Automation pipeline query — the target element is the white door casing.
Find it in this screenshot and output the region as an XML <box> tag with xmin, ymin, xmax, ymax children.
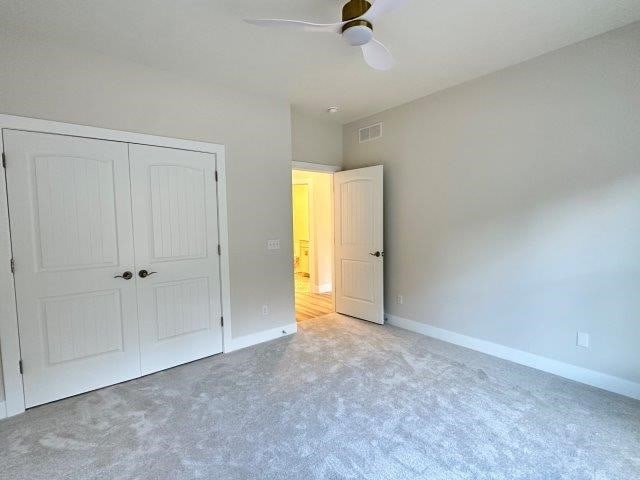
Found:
<box><xmin>129</xmin><ymin>144</ymin><xmax>223</xmax><ymax>375</ymax></box>
<box><xmin>3</xmin><ymin>130</ymin><xmax>141</xmax><ymax>407</ymax></box>
<box><xmin>334</xmin><ymin>165</ymin><xmax>384</xmax><ymax>324</ymax></box>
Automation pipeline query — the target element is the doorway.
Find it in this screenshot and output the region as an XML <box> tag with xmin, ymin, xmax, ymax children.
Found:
<box><xmin>290</xmin><ymin>162</ymin><xmax>384</xmax><ymax>325</ymax></box>
<box><xmin>292</xmin><ymin>168</ymin><xmax>335</xmax><ymax>321</ymax></box>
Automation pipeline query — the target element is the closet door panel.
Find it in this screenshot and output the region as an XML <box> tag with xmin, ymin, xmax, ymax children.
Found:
<box><xmin>3</xmin><ymin>130</ymin><xmax>140</xmax><ymax>407</ymax></box>
<box><xmin>129</xmin><ymin>144</ymin><xmax>222</xmax><ymax>375</ymax></box>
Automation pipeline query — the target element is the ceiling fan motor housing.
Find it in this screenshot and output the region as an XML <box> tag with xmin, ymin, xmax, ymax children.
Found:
<box><xmin>342</xmin><ymin>0</ymin><xmax>373</xmax><ymax>46</ymax></box>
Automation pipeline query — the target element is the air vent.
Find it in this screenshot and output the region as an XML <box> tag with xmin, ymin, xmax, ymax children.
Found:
<box><xmin>359</xmin><ymin>122</ymin><xmax>382</xmax><ymax>143</ymax></box>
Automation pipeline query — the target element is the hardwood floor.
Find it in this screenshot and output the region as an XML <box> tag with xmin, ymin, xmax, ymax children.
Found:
<box><xmin>294</xmin><ymin>273</ymin><xmax>333</xmax><ymax>321</ymax></box>
<box><xmin>295</xmin><ymin>290</ymin><xmax>333</xmax><ymax>321</ymax></box>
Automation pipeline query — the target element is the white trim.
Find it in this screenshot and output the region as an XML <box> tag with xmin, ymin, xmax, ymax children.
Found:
<box><xmin>314</xmin><ymin>283</ymin><xmax>332</xmax><ymax>294</ymax></box>
<box><xmin>386</xmin><ymin>314</ymin><xmax>640</xmax><ymax>401</ymax></box>
<box><xmin>292</xmin><ymin>161</ymin><xmax>341</xmax><ymax>173</ymax></box>
<box><xmin>216</xmin><ymin>151</ymin><xmax>233</xmax><ymax>355</ymax></box>
<box><xmin>0</xmin><ymin>400</ymin><xmax>6</xmax><ymax>420</ymax></box>
<box><xmin>0</xmin><ymin>114</ymin><xmax>232</xmax><ymax>417</ymax></box>
<box><xmin>226</xmin><ymin>323</ymin><xmax>297</xmax><ymax>353</ymax></box>
<box><xmin>0</xmin><ymin>129</ymin><xmax>23</xmax><ymax>417</ymax></box>
<box><xmin>0</xmin><ymin>114</ymin><xmax>220</xmax><ymax>153</ymax></box>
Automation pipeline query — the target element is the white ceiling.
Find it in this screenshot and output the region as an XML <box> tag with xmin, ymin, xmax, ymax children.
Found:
<box><xmin>1</xmin><ymin>0</ymin><xmax>639</xmax><ymax>123</ymax></box>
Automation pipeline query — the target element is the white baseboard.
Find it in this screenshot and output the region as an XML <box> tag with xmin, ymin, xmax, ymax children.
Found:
<box><xmin>386</xmin><ymin>314</ymin><xmax>640</xmax><ymax>401</ymax></box>
<box><xmin>0</xmin><ymin>400</ymin><xmax>6</xmax><ymax>420</ymax></box>
<box><xmin>314</xmin><ymin>283</ymin><xmax>332</xmax><ymax>294</ymax></box>
<box><xmin>225</xmin><ymin>322</ymin><xmax>297</xmax><ymax>353</ymax></box>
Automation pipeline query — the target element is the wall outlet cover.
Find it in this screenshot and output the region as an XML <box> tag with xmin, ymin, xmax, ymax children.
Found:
<box><xmin>262</xmin><ymin>305</ymin><xmax>270</xmax><ymax>316</ymax></box>
<box><xmin>577</xmin><ymin>332</ymin><xmax>590</xmax><ymax>348</ymax></box>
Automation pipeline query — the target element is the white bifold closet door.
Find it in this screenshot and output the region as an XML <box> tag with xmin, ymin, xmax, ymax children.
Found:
<box><xmin>3</xmin><ymin>130</ymin><xmax>222</xmax><ymax>408</ymax></box>
<box><xmin>129</xmin><ymin>144</ymin><xmax>222</xmax><ymax>375</ymax></box>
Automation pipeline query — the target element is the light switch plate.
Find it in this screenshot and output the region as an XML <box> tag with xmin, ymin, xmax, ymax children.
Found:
<box><xmin>267</xmin><ymin>239</ymin><xmax>280</xmax><ymax>250</ymax></box>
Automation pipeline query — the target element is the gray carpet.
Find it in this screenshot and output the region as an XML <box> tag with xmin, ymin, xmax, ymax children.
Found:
<box><xmin>1</xmin><ymin>314</ymin><xmax>638</xmax><ymax>480</ymax></box>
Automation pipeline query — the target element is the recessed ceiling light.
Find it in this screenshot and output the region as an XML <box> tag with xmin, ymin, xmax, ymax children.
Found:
<box><xmin>327</xmin><ymin>106</ymin><xmax>340</xmax><ymax>114</ymax></box>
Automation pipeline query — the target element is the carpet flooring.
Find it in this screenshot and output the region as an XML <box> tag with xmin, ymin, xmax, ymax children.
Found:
<box><xmin>1</xmin><ymin>314</ymin><xmax>638</xmax><ymax>480</ymax></box>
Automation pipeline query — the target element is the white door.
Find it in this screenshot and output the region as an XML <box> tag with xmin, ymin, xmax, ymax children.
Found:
<box><xmin>334</xmin><ymin>166</ymin><xmax>384</xmax><ymax>324</ymax></box>
<box><xmin>129</xmin><ymin>144</ymin><xmax>223</xmax><ymax>375</ymax></box>
<box><xmin>3</xmin><ymin>130</ymin><xmax>141</xmax><ymax>407</ymax></box>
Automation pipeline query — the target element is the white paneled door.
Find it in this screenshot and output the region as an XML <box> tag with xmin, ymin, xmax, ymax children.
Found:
<box><xmin>334</xmin><ymin>166</ymin><xmax>384</xmax><ymax>324</ymax></box>
<box><xmin>4</xmin><ymin>131</ymin><xmax>223</xmax><ymax>407</ymax></box>
<box><xmin>129</xmin><ymin>145</ymin><xmax>222</xmax><ymax>375</ymax></box>
<box><xmin>4</xmin><ymin>130</ymin><xmax>140</xmax><ymax>407</ymax></box>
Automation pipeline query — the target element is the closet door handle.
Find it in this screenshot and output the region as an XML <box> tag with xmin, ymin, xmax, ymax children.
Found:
<box><xmin>138</xmin><ymin>269</ymin><xmax>157</xmax><ymax>278</ymax></box>
<box><xmin>369</xmin><ymin>251</ymin><xmax>382</xmax><ymax>258</ymax></box>
<box><xmin>114</xmin><ymin>271</ymin><xmax>133</xmax><ymax>280</ymax></box>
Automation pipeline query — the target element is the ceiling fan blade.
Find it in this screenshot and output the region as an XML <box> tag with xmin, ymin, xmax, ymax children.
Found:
<box><xmin>361</xmin><ymin>38</ymin><xmax>394</xmax><ymax>70</ymax></box>
<box><xmin>359</xmin><ymin>0</ymin><xmax>410</xmax><ymax>21</ymax></box>
<box><xmin>244</xmin><ymin>19</ymin><xmax>343</xmax><ymax>34</ymax></box>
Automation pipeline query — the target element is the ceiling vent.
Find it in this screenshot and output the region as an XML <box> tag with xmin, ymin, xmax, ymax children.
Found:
<box><xmin>359</xmin><ymin>122</ymin><xmax>382</xmax><ymax>143</ymax></box>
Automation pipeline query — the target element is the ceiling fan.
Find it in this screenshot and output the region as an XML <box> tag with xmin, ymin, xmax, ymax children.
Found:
<box><xmin>244</xmin><ymin>0</ymin><xmax>408</xmax><ymax>71</ymax></box>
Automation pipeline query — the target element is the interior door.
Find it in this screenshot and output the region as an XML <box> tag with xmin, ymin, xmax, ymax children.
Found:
<box><xmin>129</xmin><ymin>144</ymin><xmax>223</xmax><ymax>375</ymax></box>
<box><xmin>3</xmin><ymin>130</ymin><xmax>141</xmax><ymax>407</ymax></box>
<box><xmin>334</xmin><ymin>165</ymin><xmax>384</xmax><ymax>324</ymax></box>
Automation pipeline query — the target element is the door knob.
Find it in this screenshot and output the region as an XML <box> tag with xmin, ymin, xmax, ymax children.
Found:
<box><xmin>138</xmin><ymin>269</ymin><xmax>157</xmax><ymax>278</ymax></box>
<box><xmin>370</xmin><ymin>251</ymin><xmax>382</xmax><ymax>257</ymax></box>
<box><xmin>114</xmin><ymin>271</ymin><xmax>133</xmax><ymax>280</ymax></box>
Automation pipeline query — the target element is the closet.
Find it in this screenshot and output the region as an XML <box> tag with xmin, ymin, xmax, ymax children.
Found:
<box><xmin>3</xmin><ymin>130</ymin><xmax>223</xmax><ymax>407</ymax></box>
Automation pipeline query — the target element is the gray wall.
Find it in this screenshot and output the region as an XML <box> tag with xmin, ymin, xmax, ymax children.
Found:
<box><xmin>0</xmin><ymin>33</ymin><xmax>297</xmax><ymax>401</ymax></box>
<box><xmin>291</xmin><ymin>108</ymin><xmax>343</xmax><ymax>167</ymax></box>
<box><xmin>344</xmin><ymin>22</ymin><xmax>640</xmax><ymax>383</ymax></box>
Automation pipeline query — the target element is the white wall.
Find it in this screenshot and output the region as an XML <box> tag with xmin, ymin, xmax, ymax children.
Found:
<box><xmin>343</xmin><ymin>22</ymin><xmax>640</xmax><ymax>384</ymax></box>
<box><xmin>291</xmin><ymin>108</ymin><xmax>343</xmax><ymax>167</ymax></box>
<box><xmin>0</xmin><ymin>34</ymin><xmax>296</xmax><ymax>401</ymax></box>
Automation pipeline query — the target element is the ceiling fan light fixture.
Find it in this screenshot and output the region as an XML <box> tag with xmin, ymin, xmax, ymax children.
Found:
<box><xmin>245</xmin><ymin>0</ymin><xmax>404</xmax><ymax>70</ymax></box>
<box><xmin>342</xmin><ymin>21</ymin><xmax>373</xmax><ymax>46</ymax></box>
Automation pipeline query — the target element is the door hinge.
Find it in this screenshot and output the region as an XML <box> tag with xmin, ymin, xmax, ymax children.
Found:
<box><xmin>19</xmin><ymin>359</ymin><xmax>23</xmax><ymax>375</ymax></box>
<box><xmin>1</xmin><ymin>152</ymin><xmax>6</xmax><ymax>169</ymax></box>
<box><xmin>217</xmin><ymin>244</ymin><xmax>221</xmax><ymax>256</ymax></box>
<box><xmin>214</xmin><ymin>170</ymin><xmax>218</xmax><ymax>182</ymax></box>
<box><xmin>10</xmin><ymin>257</ymin><xmax>15</xmax><ymax>274</ymax></box>
<box><xmin>220</xmin><ymin>316</ymin><xmax>224</xmax><ymax>327</ymax></box>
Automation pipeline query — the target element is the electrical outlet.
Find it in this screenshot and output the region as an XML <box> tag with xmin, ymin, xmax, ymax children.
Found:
<box><xmin>267</xmin><ymin>239</ymin><xmax>280</xmax><ymax>250</ymax></box>
<box><xmin>576</xmin><ymin>332</ymin><xmax>590</xmax><ymax>348</ymax></box>
<box><xmin>397</xmin><ymin>295</ymin><xmax>404</xmax><ymax>305</ymax></box>
<box><xmin>262</xmin><ymin>304</ymin><xmax>270</xmax><ymax>316</ymax></box>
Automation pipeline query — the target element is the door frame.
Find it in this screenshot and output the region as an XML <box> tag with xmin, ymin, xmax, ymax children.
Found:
<box><xmin>291</xmin><ymin>162</ymin><xmax>340</xmax><ymax>317</ymax></box>
<box><xmin>0</xmin><ymin>114</ymin><xmax>232</xmax><ymax>418</ymax></box>
<box><xmin>292</xmin><ymin>161</ymin><xmax>341</xmax><ymax>174</ymax></box>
